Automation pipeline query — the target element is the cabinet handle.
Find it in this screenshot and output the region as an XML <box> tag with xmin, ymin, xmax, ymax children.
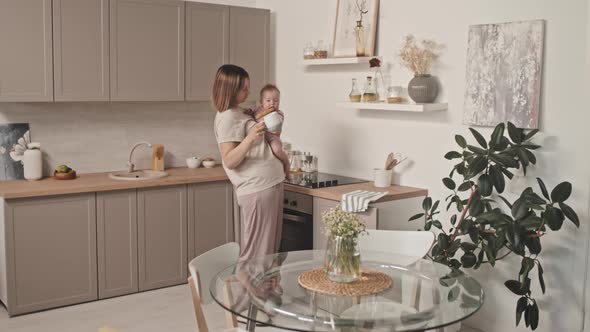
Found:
<box><xmin>284</xmin><ymin>213</ymin><xmax>307</xmax><ymax>223</ymax></box>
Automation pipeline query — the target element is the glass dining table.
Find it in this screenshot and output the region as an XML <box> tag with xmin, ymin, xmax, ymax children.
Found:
<box><xmin>210</xmin><ymin>250</ymin><xmax>484</xmax><ymax>331</ymax></box>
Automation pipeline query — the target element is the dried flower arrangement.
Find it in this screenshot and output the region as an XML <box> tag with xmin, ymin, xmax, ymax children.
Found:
<box><xmin>398</xmin><ymin>34</ymin><xmax>444</xmax><ymax>75</ymax></box>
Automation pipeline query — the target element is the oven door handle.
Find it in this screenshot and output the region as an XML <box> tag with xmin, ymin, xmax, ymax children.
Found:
<box><xmin>284</xmin><ymin>213</ymin><xmax>308</xmax><ymax>223</ymax></box>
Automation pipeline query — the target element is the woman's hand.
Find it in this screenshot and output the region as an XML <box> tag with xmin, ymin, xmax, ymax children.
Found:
<box><xmin>245</xmin><ymin>122</ymin><xmax>266</xmax><ymax>146</ymax></box>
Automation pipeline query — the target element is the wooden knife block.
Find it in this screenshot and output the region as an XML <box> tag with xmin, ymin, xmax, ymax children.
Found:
<box><xmin>152</xmin><ymin>144</ymin><xmax>165</xmax><ymax>171</ymax></box>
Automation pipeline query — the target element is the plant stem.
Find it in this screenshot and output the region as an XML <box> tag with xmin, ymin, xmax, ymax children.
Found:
<box><xmin>450</xmin><ymin>189</ymin><xmax>477</xmax><ymax>242</ymax></box>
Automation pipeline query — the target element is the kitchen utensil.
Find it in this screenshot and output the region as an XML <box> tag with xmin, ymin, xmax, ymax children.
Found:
<box><xmin>152</xmin><ymin>144</ymin><xmax>165</xmax><ymax>171</ymax></box>
<box><xmin>186</xmin><ymin>156</ymin><xmax>202</xmax><ymax>169</ymax></box>
<box><xmin>385</xmin><ymin>152</ymin><xmax>394</xmax><ymax>170</ymax></box>
<box><xmin>373</xmin><ymin>168</ymin><xmax>392</xmax><ymax>188</ymax></box>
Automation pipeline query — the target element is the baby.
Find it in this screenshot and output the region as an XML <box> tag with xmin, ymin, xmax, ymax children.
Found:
<box><xmin>250</xmin><ymin>84</ymin><xmax>290</xmax><ymax>178</ymax></box>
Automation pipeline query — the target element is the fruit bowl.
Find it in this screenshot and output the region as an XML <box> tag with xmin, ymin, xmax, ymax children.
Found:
<box><xmin>54</xmin><ymin>170</ymin><xmax>77</xmax><ymax>180</ymax></box>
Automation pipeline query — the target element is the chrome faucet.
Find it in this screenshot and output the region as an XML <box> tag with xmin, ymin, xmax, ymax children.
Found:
<box><xmin>127</xmin><ymin>141</ymin><xmax>152</xmax><ymax>173</ymax></box>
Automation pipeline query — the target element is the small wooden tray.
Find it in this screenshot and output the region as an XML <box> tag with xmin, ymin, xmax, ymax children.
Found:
<box><xmin>54</xmin><ymin>171</ymin><xmax>77</xmax><ymax>180</ymax></box>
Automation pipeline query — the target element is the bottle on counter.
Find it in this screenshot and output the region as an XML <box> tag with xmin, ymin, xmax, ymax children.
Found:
<box><xmin>23</xmin><ymin>142</ymin><xmax>43</xmax><ymax>181</ymax></box>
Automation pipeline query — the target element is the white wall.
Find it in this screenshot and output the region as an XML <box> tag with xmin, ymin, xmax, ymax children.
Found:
<box><xmin>256</xmin><ymin>0</ymin><xmax>590</xmax><ymax>331</ymax></box>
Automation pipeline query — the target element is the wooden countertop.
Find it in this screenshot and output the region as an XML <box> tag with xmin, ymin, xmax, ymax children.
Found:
<box><xmin>0</xmin><ymin>167</ymin><xmax>427</xmax><ymax>202</ymax></box>
<box><xmin>0</xmin><ymin>167</ymin><xmax>229</xmax><ymax>199</ymax></box>
<box><xmin>283</xmin><ymin>182</ymin><xmax>428</xmax><ymax>203</ymax></box>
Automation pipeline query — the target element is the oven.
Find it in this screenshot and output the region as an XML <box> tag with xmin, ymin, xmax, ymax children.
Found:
<box><xmin>279</xmin><ymin>191</ymin><xmax>313</xmax><ymax>252</ymax></box>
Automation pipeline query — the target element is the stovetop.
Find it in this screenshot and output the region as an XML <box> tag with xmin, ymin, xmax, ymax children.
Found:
<box><xmin>285</xmin><ymin>172</ymin><xmax>368</xmax><ymax>189</ymax></box>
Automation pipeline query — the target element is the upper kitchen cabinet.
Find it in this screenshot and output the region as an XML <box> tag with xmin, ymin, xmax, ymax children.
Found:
<box><xmin>0</xmin><ymin>0</ymin><xmax>53</xmax><ymax>102</ymax></box>
<box><xmin>185</xmin><ymin>3</ymin><xmax>229</xmax><ymax>101</ymax></box>
<box><xmin>229</xmin><ymin>7</ymin><xmax>270</xmax><ymax>102</ymax></box>
<box><xmin>110</xmin><ymin>0</ymin><xmax>185</xmax><ymax>101</ymax></box>
<box><xmin>53</xmin><ymin>0</ymin><xmax>109</xmax><ymax>101</ymax></box>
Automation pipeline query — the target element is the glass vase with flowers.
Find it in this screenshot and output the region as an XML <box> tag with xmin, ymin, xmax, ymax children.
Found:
<box><xmin>322</xmin><ymin>206</ymin><xmax>367</xmax><ymax>282</ymax></box>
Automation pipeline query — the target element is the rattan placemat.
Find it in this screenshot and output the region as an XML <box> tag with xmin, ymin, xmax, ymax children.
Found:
<box><xmin>298</xmin><ymin>268</ymin><xmax>393</xmax><ymax>296</ymax></box>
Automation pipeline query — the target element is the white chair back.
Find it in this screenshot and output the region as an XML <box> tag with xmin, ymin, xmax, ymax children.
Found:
<box><xmin>359</xmin><ymin>229</ymin><xmax>434</xmax><ymax>260</ymax></box>
<box><xmin>188</xmin><ymin>242</ymin><xmax>240</xmax><ymax>304</ymax></box>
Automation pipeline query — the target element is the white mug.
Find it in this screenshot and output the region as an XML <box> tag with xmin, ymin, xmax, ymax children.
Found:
<box><xmin>373</xmin><ymin>168</ymin><xmax>393</xmax><ymax>188</ymax></box>
<box><xmin>263</xmin><ymin>112</ymin><xmax>283</xmax><ymax>133</ymax></box>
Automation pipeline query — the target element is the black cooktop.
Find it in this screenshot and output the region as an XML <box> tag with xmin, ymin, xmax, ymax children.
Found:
<box><xmin>285</xmin><ymin>172</ymin><xmax>368</xmax><ymax>189</ymax></box>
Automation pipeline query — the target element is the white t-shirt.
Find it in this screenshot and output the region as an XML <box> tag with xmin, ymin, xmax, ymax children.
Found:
<box><xmin>214</xmin><ymin>107</ymin><xmax>284</xmax><ymax>197</ymax></box>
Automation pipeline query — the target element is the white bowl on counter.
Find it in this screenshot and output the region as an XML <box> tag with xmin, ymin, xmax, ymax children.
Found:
<box><xmin>202</xmin><ymin>160</ymin><xmax>216</xmax><ymax>168</ymax></box>
<box><xmin>186</xmin><ymin>157</ymin><xmax>202</xmax><ymax>169</ymax></box>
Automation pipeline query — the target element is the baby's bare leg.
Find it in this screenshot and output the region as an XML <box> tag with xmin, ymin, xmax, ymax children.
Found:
<box><xmin>269</xmin><ymin>138</ymin><xmax>290</xmax><ymax>174</ymax></box>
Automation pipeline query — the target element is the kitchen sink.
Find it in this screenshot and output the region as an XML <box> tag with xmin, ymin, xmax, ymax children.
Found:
<box><xmin>109</xmin><ymin>170</ymin><xmax>168</xmax><ymax>181</ymax></box>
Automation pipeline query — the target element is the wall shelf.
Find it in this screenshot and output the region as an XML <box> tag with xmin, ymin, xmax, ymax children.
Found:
<box><xmin>302</xmin><ymin>56</ymin><xmax>381</xmax><ymax>66</ymax></box>
<box><xmin>336</xmin><ymin>101</ymin><xmax>448</xmax><ymax>112</ymax></box>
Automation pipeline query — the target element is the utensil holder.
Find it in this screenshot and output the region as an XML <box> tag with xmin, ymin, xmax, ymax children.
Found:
<box><xmin>373</xmin><ymin>168</ymin><xmax>393</xmax><ymax>188</ymax></box>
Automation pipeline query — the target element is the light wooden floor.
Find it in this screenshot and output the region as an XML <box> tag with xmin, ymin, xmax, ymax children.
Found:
<box><xmin>0</xmin><ymin>284</ymin><xmax>481</xmax><ymax>332</ymax></box>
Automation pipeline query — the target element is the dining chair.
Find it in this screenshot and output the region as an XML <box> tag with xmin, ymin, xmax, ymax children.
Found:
<box><xmin>188</xmin><ymin>242</ymin><xmax>245</xmax><ymax>332</ymax></box>
<box><xmin>357</xmin><ymin>229</ymin><xmax>435</xmax><ymax>309</ymax></box>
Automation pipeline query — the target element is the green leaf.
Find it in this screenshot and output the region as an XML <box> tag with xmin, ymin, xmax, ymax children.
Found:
<box><xmin>522</xmin><ymin>144</ymin><xmax>541</xmax><ymax>150</ymax></box>
<box><xmin>478</xmin><ymin>174</ymin><xmax>493</xmax><ymax>196</ymax></box>
<box><xmin>489</xmin><ymin>165</ymin><xmax>505</xmax><ymax>193</ymax></box>
<box><xmin>507</xmin><ymin>122</ymin><xmax>523</xmax><ymax>144</ymax></box>
<box><xmin>519</xmin><ymin>257</ymin><xmax>535</xmax><ymax>279</ymax></box>
<box><xmin>489</xmin><ymin>153</ymin><xmax>518</xmax><ymax>168</ymax></box>
<box><xmin>505</xmin><ymin>280</ymin><xmax>527</xmax><ymax>295</ymax></box>
<box><xmin>525</xmin><ymin>304</ymin><xmax>531</xmax><ymax>328</ymax></box>
<box><xmin>438</xmin><ymin>233</ymin><xmax>450</xmax><ymax>250</ymax></box>
<box><xmin>422</xmin><ymin>197</ymin><xmax>432</xmax><ymax>211</ymax></box>
<box><xmin>443</xmin><ymin>177</ymin><xmax>456</xmax><ymax>190</ymax></box>
<box><xmin>511</xmin><ymin>199</ymin><xmax>529</xmax><ymax>220</ymax></box>
<box><xmin>499</xmin><ymin>166</ymin><xmax>515</xmax><ymax>179</ymax></box>
<box><xmin>461</xmin><ymin>242</ymin><xmax>478</xmax><ymax>251</ymax></box>
<box><xmin>425</xmin><ymin>221</ymin><xmax>432</xmax><ymax>231</ymax></box>
<box><xmin>484</xmin><ymin>244</ymin><xmax>495</xmax><ymax>266</ymax></box>
<box><xmin>445</xmin><ymin>151</ymin><xmax>463</xmax><ymax>160</ymax></box>
<box><xmin>551</xmin><ymin>182</ymin><xmax>572</xmax><ymax>203</ymax></box>
<box><xmin>524</xmin><ymin>129</ymin><xmax>539</xmax><ymax>141</ymax></box>
<box><xmin>474</xmin><ymin>249</ymin><xmax>484</xmax><ymax>269</ymax></box>
<box><xmin>538</xmin><ymin>262</ymin><xmax>545</xmax><ymax>294</ymax></box>
<box><xmin>450</xmin><ymin>214</ymin><xmax>457</xmax><ymax>225</ymax></box>
<box><xmin>469</xmin><ymin>199</ymin><xmax>485</xmax><ymax>217</ymax></box>
<box><xmin>431</xmin><ymin>200</ymin><xmax>440</xmax><ymax>214</ymax></box>
<box><xmin>490</xmin><ymin>123</ymin><xmax>505</xmax><ymax>150</ymax></box>
<box><xmin>461</xmin><ymin>252</ymin><xmax>477</xmax><ymax>268</ymax></box>
<box><xmin>536</xmin><ymin>178</ymin><xmax>550</xmax><ymax>200</ymax></box>
<box><xmin>467</xmin><ymin>145</ymin><xmax>487</xmax><ymax>155</ymax></box>
<box><xmin>516</xmin><ymin>296</ymin><xmax>528</xmax><ymax>326</ymax></box>
<box><xmin>506</xmin><ymin>224</ymin><xmax>521</xmax><ymax>249</ymax></box>
<box><xmin>530</xmin><ymin>301</ymin><xmax>539</xmax><ymax>330</ymax></box>
<box><xmin>469</xmin><ymin>128</ymin><xmax>488</xmax><ymax>148</ymax></box>
<box><xmin>498</xmin><ymin>195</ymin><xmax>513</xmax><ymax>209</ymax></box>
<box><xmin>520</xmin><ymin>215</ymin><xmax>542</xmax><ymax>229</ymax></box>
<box><xmin>455</xmin><ymin>135</ymin><xmax>467</xmax><ymax>149</ymax></box>
<box><xmin>468</xmin><ymin>156</ymin><xmax>488</xmax><ymax>177</ymax></box>
<box><xmin>458</xmin><ymin>181</ymin><xmax>474</xmax><ymax>192</ymax></box>
<box><xmin>409</xmin><ymin>213</ymin><xmax>425</xmax><ymax>221</ymax></box>
<box><xmin>432</xmin><ymin>220</ymin><xmax>443</xmax><ymax>229</ymax></box>
<box><xmin>525</xmin><ymin>149</ymin><xmax>537</xmax><ymax>165</ymax></box>
<box><xmin>544</xmin><ymin>206</ymin><xmax>565</xmax><ymax>231</ymax></box>
<box><xmin>559</xmin><ymin>202</ymin><xmax>580</xmax><ymax>227</ymax></box>
<box><xmin>526</xmin><ymin>237</ymin><xmax>542</xmax><ymax>255</ymax></box>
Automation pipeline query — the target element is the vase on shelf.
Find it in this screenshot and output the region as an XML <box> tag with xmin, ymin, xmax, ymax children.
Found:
<box><xmin>408</xmin><ymin>74</ymin><xmax>439</xmax><ymax>103</ymax></box>
<box><xmin>355</xmin><ymin>20</ymin><xmax>366</xmax><ymax>57</ymax></box>
<box><xmin>349</xmin><ymin>78</ymin><xmax>361</xmax><ymax>102</ymax></box>
<box><xmin>362</xmin><ymin>76</ymin><xmax>378</xmax><ymax>102</ymax></box>
<box><xmin>324</xmin><ymin>235</ymin><xmax>361</xmax><ymax>283</ymax></box>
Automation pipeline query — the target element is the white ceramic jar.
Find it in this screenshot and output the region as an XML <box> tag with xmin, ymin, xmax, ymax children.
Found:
<box><xmin>23</xmin><ymin>142</ymin><xmax>42</xmax><ymax>181</ymax></box>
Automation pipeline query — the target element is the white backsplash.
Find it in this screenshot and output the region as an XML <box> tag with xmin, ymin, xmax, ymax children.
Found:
<box><xmin>0</xmin><ymin>101</ymin><xmax>221</xmax><ymax>176</ymax></box>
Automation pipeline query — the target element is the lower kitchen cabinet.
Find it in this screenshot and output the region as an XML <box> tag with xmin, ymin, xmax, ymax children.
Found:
<box><xmin>137</xmin><ymin>185</ymin><xmax>187</xmax><ymax>291</ymax></box>
<box><xmin>97</xmin><ymin>190</ymin><xmax>138</xmax><ymax>299</ymax></box>
<box><xmin>312</xmin><ymin>197</ymin><xmax>378</xmax><ymax>250</ymax></box>
<box><xmin>188</xmin><ymin>181</ymin><xmax>234</xmax><ymax>261</ymax></box>
<box><xmin>1</xmin><ymin>194</ymin><xmax>97</xmax><ymax>316</ymax></box>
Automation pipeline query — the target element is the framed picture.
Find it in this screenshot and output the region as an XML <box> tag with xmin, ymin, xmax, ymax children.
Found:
<box><xmin>463</xmin><ymin>20</ymin><xmax>545</xmax><ymax>129</ymax></box>
<box><xmin>0</xmin><ymin>123</ymin><xmax>30</xmax><ymax>180</ymax></box>
<box><xmin>332</xmin><ymin>0</ymin><xmax>379</xmax><ymax>57</ymax></box>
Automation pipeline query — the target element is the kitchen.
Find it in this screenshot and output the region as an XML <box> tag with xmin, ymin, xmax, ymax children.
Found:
<box><xmin>0</xmin><ymin>0</ymin><xmax>589</xmax><ymax>332</ymax></box>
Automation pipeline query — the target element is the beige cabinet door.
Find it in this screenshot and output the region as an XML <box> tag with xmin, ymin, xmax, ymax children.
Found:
<box><xmin>97</xmin><ymin>190</ymin><xmax>138</xmax><ymax>299</ymax></box>
<box><xmin>185</xmin><ymin>2</ymin><xmax>229</xmax><ymax>101</ymax></box>
<box><xmin>0</xmin><ymin>0</ymin><xmax>53</xmax><ymax>101</ymax></box>
<box><xmin>137</xmin><ymin>185</ymin><xmax>187</xmax><ymax>291</ymax></box>
<box><xmin>3</xmin><ymin>194</ymin><xmax>97</xmax><ymax>316</ymax></box>
<box><xmin>312</xmin><ymin>197</ymin><xmax>377</xmax><ymax>250</ymax></box>
<box><xmin>53</xmin><ymin>0</ymin><xmax>109</xmax><ymax>101</ymax></box>
<box><xmin>188</xmin><ymin>182</ymin><xmax>234</xmax><ymax>261</ymax></box>
<box><xmin>229</xmin><ymin>7</ymin><xmax>270</xmax><ymax>102</ymax></box>
<box><xmin>110</xmin><ymin>0</ymin><xmax>185</xmax><ymax>101</ymax></box>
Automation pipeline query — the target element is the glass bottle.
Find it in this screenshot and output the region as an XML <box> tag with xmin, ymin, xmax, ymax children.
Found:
<box><xmin>303</xmin><ymin>42</ymin><xmax>315</xmax><ymax>60</ymax></box>
<box><xmin>355</xmin><ymin>20</ymin><xmax>366</xmax><ymax>57</ymax></box>
<box><xmin>314</xmin><ymin>40</ymin><xmax>328</xmax><ymax>59</ymax></box>
<box><xmin>349</xmin><ymin>78</ymin><xmax>361</xmax><ymax>102</ymax></box>
<box><xmin>362</xmin><ymin>76</ymin><xmax>377</xmax><ymax>102</ymax></box>
<box><xmin>387</xmin><ymin>86</ymin><xmax>403</xmax><ymax>103</ymax></box>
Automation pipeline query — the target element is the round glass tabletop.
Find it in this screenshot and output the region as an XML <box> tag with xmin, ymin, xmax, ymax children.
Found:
<box><xmin>210</xmin><ymin>250</ymin><xmax>484</xmax><ymax>331</ymax></box>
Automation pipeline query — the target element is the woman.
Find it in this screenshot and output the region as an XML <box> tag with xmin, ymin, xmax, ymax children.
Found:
<box><xmin>212</xmin><ymin>64</ymin><xmax>286</xmax><ymax>262</ymax></box>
